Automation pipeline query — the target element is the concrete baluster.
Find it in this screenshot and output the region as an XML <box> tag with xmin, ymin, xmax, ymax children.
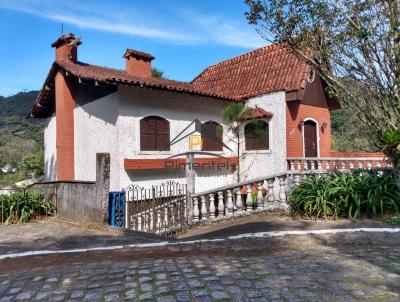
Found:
<box><xmin>358</xmin><ymin>160</ymin><xmax>363</xmax><ymax>169</ymax></box>
<box><xmin>217</xmin><ymin>191</ymin><xmax>225</xmax><ymax>217</ymax></box>
<box><xmin>236</xmin><ymin>188</ymin><xmax>243</xmax><ymax>213</ymax></box>
<box><xmin>367</xmin><ymin>160</ymin><xmax>372</xmax><ymax>170</ymax></box>
<box><xmin>200</xmin><ymin>195</ymin><xmax>207</xmax><ymax>221</ymax></box>
<box><xmin>317</xmin><ymin>160</ymin><xmax>322</xmax><ymax>170</ymax></box>
<box><xmin>290</xmin><ymin>160</ymin><xmax>294</xmax><ymax>171</ymax></box>
<box><xmin>209</xmin><ymin>193</ymin><xmax>216</xmax><ymax>219</ymax></box>
<box><xmin>304</xmin><ymin>160</ymin><xmax>308</xmax><ymax>170</ymax></box>
<box><xmin>226</xmin><ymin>190</ymin><xmax>234</xmax><ymax>216</ymax></box>
<box><xmin>267</xmin><ymin>179</ymin><xmax>275</xmax><ymax>203</ymax></box>
<box><xmin>310</xmin><ymin>160</ymin><xmax>315</xmax><ymax>170</ymax></box>
<box><xmin>279</xmin><ymin>176</ymin><xmax>286</xmax><ymax>202</ymax></box>
<box><xmin>246</xmin><ymin>184</ymin><xmax>253</xmax><ymax>212</ymax></box>
<box><xmin>349</xmin><ymin>160</ymin><xmax>354</xmax><ymax>169</ymax></box>
<box><xmin>256</xmin><ymin>182</ymin><xmax>264</xmax><ymax>209</ymax></box>
<box><xmin>294</xmin><ymin>174</ymin><xmax>301</xmax><ymax>186</ymax></box>
<box><xmin>192</xmin><ymin>197</ymin><xmax>199</xmax><ymax>222</ymax></box>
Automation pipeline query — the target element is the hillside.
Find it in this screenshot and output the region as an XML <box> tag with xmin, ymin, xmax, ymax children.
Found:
<box><xmin>0</xmin><ymin>91</ymin><xmax>43</xmax><ymax>187</ymax></box>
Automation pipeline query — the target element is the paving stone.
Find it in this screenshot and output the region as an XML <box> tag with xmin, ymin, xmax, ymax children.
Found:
<box><xmin>211</xmin><ymin>291</ymin><xmax>231</xmax><ymax>300</ymax></box>
<box><xmin>176</xmin><ymin>291</ymin><xmax>190</xmax><ymax>302</ymax></box>
<box><xmin>15</xmin><ymin>291</ymin><xmax>33</xmax><ymax>300</ymax></box>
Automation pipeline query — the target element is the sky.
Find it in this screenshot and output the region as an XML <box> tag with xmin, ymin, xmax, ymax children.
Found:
<box><xmin>0</xmin><ymin>0</ymin><xmax>268</xmax><ymax>97</ymax></box>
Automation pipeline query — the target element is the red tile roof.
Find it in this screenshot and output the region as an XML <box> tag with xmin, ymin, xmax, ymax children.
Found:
<box><xmin>57</xmin><ymin>60</ymin><xmax>237</xmax><ymax>101</ymax></box>
<box><xmin>192</xmin><ymin>43</ymin><xmax>309</xmax><ymax>99</ymax></box>
<box><xmin>238</xmin><ymin>107</ymin><xmax>273</xmax><ymax>121</ymax></box>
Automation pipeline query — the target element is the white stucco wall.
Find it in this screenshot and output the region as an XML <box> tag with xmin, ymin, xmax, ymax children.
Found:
<box><xmin>242</xmin><ymin>92</ymin><xmax>287</xmax><ymax>181</ymax></box>
<box><xmin>117</xmin><ymin>86</ymin><xmax>238</xmax><ymax>192</ymax></box>
<box><xmin>44</xmin><ymin>116</ymin><xmax>57</xmax><ymax>181</ymax></box>
<box><xmin>74</xmin><ymin>93</ymin><xmax>120</xmax><ymax>190</ymax></box>
<box><xmin>71</xmin><ymin>86</ymin><xmax>287</xmax><ymax>193</ymax></box>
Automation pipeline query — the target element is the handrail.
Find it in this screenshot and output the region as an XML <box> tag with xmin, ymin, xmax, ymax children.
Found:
<box><xmin>192</xmin><ymin>171</ymin><xmax>286</xmax><ymax>197</ymax></box>
<box><xmin>287</xmin><ymin>157</ymin><xmax>386</xmax><ymax>161</ymax></box>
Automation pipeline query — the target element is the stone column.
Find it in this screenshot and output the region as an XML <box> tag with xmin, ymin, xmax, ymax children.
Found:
<box><xmin>96</xmin><ymin>153</ymin><xmax>110</xmax><ymax>223</ymax></box>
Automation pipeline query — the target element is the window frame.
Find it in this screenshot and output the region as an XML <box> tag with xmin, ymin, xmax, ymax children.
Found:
<box><xmin>139</xmin><ymin>116</ymin><xmax>171</xmax><ymax>152</ymax></box>
<box><xmin>201</xmin><ymin>121</ymin><xmax>224</xmax><ymax>152</ymax></box>
<box><xmin>244</xmin><ymin>119</ymin><xmax>270</xmax><ymax>152</ymax></box>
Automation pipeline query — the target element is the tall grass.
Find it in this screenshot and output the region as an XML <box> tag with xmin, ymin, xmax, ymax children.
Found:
<box><xmin>0</xmin><ymin>189</ymin><xmax>54</xmax><ymax>225</ymax></box>
<box><xmin>289</xmin><ymin>171</ymin><xmax>400</xmax><ymax>220</ymax></box>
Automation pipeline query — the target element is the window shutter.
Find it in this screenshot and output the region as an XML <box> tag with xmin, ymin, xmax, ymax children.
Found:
<box><xmin>140</xmin><ymin>116</ymin><xmax>170</xmax><ymax>151</ymax></box>
<box><xmin>155</xmin><ymin>117</ymin><xmax>170</xmax><ymax>151</ymax></box>
<box><xmin>202</xmin><ymin>121</ymin><xmax>223</xmax><ymax>151</ymax></box>
<box><xmin>245</xmin><ymin>121</ymin><xmax>269</xmax><ymax>150</ymax></box>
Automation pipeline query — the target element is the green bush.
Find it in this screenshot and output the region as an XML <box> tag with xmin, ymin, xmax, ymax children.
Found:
<box><xmin>0</xmin><ymin>189</ymin><xmax>54</xmax><ymax>224</ymax></box>
<box><xmin>289</xmin><ymin>171</ymin><xmax>400</xmax><ymax>220</ymax></box>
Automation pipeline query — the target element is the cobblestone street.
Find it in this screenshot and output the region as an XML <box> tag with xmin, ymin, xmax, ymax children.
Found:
<box><xmin>1</xmin><ymin>237</ymin><xmax>399</xmax><ymax>302</ymax></box>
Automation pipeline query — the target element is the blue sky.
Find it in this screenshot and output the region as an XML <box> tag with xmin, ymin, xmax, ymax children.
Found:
<box><xmin>0</xmin><ymin>0</ymin><xmax>267</xmax><ymax>97</ymax></box>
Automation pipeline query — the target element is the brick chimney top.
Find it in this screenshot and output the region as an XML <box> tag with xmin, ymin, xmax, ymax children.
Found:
<box><xmin>123</xmin><ymin>49</ymin><xmax>155</xmax><ymax>61</ymax></box>
<box><xmin>123</xmin><ymin>48</ymin><xmax>154</xmax><ymax>78</ymax></box>
<box><xmin>51</xmin><ymin>33</ymin><xmax>81</xmax><ymax>63</ymax></box>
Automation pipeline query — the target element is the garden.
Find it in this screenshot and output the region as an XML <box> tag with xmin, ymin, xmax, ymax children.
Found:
<box><xmin>289</xmin><ymin>170</ymin><xmax>400</xmax><ymax>222</ymax></box>
<box><xmin>0</xmin><ymin>189</ymin><xmax>53</xmax><ymax>225</ymax></box>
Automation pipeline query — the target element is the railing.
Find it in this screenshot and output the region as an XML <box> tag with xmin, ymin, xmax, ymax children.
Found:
<box><xmin>124</xmin><ymin>181</ymin><xmax>188</xmax><ymax>237</ymax></box>
<box><xmin>287</xmin><ymin>157</ymin><xmax>390</xmax><ymax>173</ymax></box>
<box><xmin>189</xmin><ymin>172</ymin><xmax>289</xmax><ymax>223</ymax></box>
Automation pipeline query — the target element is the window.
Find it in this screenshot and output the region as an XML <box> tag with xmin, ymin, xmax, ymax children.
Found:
<box><xmin>201</xmin><ymin>121</ymin><xmax>223</xmax><ymax>151</ymax></box>
<box><xmin>245</xmin><ymin>120</ymin><xmax>269</xmax><ymax>150</ymax></box>
<box><xmin>140</xmin><ymin>116</ymin><xmax>170</xmax><ymax>151</ymax></box>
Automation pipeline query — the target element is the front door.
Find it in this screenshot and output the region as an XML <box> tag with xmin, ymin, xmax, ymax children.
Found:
<box><xmin>304</xmin><ymin>120</ymin><xmax>318</xmax><ymax>157</ymax></box>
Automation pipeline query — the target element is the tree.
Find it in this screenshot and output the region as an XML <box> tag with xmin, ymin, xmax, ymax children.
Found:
<box><xmin>151</xmin><ymin>68</ymin><xmax>165</xmax><ymax>78</ymax></box>
<box><xmin>245</xmin><ymin>0</ymin><xmax>400</xmax><ymax>179</ymax></box>
<box><xmin>222</xmin><ymin>103</ymin><xmax>267</xmax><ymax>182</ymax></box>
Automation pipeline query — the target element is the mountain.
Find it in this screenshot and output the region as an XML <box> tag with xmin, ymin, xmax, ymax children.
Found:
<box><xmin>0</xmin><ymin>91</ymin><xmax>43</xmax><ymax>187</ymax></box>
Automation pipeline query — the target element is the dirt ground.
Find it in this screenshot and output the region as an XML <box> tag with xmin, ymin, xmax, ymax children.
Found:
<box><xmin>179</xmin><ymin>212</ymin><xmax>394</xmax><ymax>239</ymax></box>
<box><xmin>0</xmin><ymin>217</ymin><xmax>164</xmax><ymax>255</ymax></box>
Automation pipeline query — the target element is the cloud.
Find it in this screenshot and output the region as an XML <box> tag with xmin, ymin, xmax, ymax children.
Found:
<box><xmin>0</xmin><ymin>0</ymin><xmax>265</xmax><ymax>48</ymax></box>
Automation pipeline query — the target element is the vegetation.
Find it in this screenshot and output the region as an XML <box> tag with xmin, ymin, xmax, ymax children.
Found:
<box><xmin>0</xmin><ymin>189</ymin><xmax>54</xmax><ymax>224</ymax></box>
<box><xmin>388</xmin><ymin>216</ymin><xmax>400</xmax><ymax>225</ymax></box>
<box><xmin>289</xmin><ymin>171</ymin><xmax>400</xmax><ymax>220</ymax></box>
<box><xmin>245</xmin><ymin>0</ymin><xmax>400</xmax><ymax>179</ymax></box>
<box><xmin>151</xmin><ymin>68</ymin><xmax>165</xmax><ymax>78</ymax></box>
<box><xmin>0</xmin><ymin>90</ymin><xmax>43</xmax><ymax>187</ymax></box>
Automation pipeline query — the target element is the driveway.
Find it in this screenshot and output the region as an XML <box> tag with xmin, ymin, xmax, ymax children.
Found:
<box><xmin>0</xmin><ymin>231</ymin><xmax>399</xmax><ymax>301</ymax></box>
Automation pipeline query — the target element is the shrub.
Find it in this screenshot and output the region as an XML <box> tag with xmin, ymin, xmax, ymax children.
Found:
<box><xmin>289</xmin><ymin>171</ymin><xmax>400</xmax><ymax>220</ymax></box>
<box><xmin>0</xmin><ymin>189</ymin><xmax>54</xmax><ymax>224</ymax></box>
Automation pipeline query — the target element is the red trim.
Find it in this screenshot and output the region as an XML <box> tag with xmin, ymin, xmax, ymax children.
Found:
<box><xmin>124</xmin><ymin>157</ymin><xmax>238</xmax><ymax>170</ymax></box>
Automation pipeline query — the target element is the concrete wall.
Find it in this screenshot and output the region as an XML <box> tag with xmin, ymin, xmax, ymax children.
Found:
<box><xmin>33</xmin><ymin>181</ymin><xmax>100</xmax><ymax>222</ymax></box>
<box><xmin>44</xmin><ymin>116</ymin><xmax>57</xmax><ymax>181</ymax></box>
<box><xmin>32</xmin><ymin>153</ymin><xmax>110</xmax><ymax>224</ymax></box>
<box><xmin>74</xmin><ymin>93</ymin><xmax>119</xmax><ymax>190</ymax></box>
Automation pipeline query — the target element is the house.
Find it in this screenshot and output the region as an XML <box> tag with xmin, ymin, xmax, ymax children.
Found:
<box><xmin>30</xmin><ymin>33</ymin><xmax>340</xmax><ymax>193</ymax></box>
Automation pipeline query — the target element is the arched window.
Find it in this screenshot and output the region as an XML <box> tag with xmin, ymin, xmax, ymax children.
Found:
<box><xmin>140</xmin><ymin>116</ymin><xmax>170</xmax><ymax>151</ymax></box>
<box><xmin>201</xmin><ymin>121</ymin><xmax>223</xmax><ymax>151</ymax></box>
<box><xmin>245</xmin><ymin>120</ymin><xmax>269</xmax><ymax>150</ymax></box>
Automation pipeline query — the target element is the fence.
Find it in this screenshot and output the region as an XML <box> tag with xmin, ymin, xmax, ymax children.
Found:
<box><xmin>124</xmin><ymin>181</ymin><xmax>188</xmax><ymax>237</ymax></box>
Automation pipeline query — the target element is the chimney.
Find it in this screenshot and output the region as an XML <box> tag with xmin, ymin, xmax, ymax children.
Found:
<box><xmin>51</xmin><ymin>33</ymin><xmax>81</xmax><ymax>63</ymax></box>
<box><xmin>124</xmin><ymin>49</ymin><xmax>155</xmax><ymax>77</ymax></box>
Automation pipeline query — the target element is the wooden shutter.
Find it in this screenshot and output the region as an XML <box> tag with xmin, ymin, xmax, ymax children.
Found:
<box><xmin>245</xmin><ymin>121</ymin><xmax>269</xmax><ymax>150</ymax></box>
<box><xmin>140</xmin><ymin>116</ymin><xmax>170</xmax><ymax>151</ymax></box>
<box><xmin>202</xmin><ymin>121</ymin><xmax>223</xmax><ymax>151</ymax></box>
